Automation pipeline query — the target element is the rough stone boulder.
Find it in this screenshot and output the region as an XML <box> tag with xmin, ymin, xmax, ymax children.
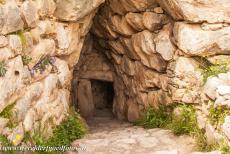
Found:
<box><xmin>0</xmin><ymin>2</ymin><xmax>24</xmax><ymax>35</ymax></box>
<box><xmin>173</xmin><ymin>22</ymin><xmax>230</xmax><ymax>56</ymax></box>
<box><xmin>0</xmin><ymin>56</ymin><xmax>30</xmax><ymax>113</ymax></box>
<box><xmin>54</xmin><ymin>0</ymin><xmax>105</xmax><ymax>21</ymax></box>
<box><xmin>109</xmin><ymin>0</ymin><xmax>158</xmax><ymax>15</ymax></box>
<box><xmin>167</xmin><ymin>57</ymin><xmax>203</xmax><ymax>104</ymax></box>
<box><xmin>156</xmin><ymin>0</ymin><xmax>230</xmax><ymax>23</ymax></box>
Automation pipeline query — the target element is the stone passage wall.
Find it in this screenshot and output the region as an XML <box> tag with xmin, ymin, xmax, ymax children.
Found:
<box><xmin>72</xmin><ymin>36</ymin><xmax>115</xmax><ymax>118</ymax></box>
<box><xmin>88</xmin><ymin>0</ymin><xmax>230</xmax><ymax>144</ymax></box>
<box><xmin>0</xmin><ymin>0</ymin><xmax>104</xmax><ymax>145</ymax></box>
<box><xmin>91</xmin><ymin>1</ymin><xmax>173</xmax><ymax>121</ymax></box>
<box><xmin>0</xmin><ymin>0</ymin><xmax>230</xmax><ymax>147</ymax></box>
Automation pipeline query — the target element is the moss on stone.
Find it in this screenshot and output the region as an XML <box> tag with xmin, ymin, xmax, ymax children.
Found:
<box><xmin>17</xmin><ymin>31</ymin><xmax>27</xmax><ymax>48</ymax></box>
<box><xmin>0</xmin><ymin>61</ymin><xmax>7</xmax><ymax>77</ymax></box>
<box><xmin>22</xmin><ymin>55</ymin><xmax>32</xmax><ymax>65</ymax></box>
<box><xmin>0</xmin><ymin>102</ymin><xmax>16</xmax><ymax>119</ymax></box>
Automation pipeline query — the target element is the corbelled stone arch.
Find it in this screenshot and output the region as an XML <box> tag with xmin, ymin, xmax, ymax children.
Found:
<box><xmin>74</xmin><ymin>0</ymin><xmax>175</xmax><ymax>122</ymax></box>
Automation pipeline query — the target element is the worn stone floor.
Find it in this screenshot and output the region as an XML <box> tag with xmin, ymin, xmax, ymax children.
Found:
<box><xmin>70</xmin><ymin>109</ymin><xmax>200</xmax><ymax>154</ymax></box>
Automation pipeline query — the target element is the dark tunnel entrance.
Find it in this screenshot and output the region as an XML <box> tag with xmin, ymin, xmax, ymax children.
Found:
<box><xmin>91</xmin><ymin>79</ymin><xmax>115</xmax><ymax>117</ymax></box>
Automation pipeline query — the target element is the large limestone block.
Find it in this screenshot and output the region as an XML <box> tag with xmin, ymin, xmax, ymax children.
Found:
<box><xmin>127</xmin><ymin>101</ymin><xmax>140</xmax><ymax>122</ymax></box>
<box><xmin>121</xmin><ymin>56</ymin><xmax>136</xmax><ymax>76</ymax></box>
<box><xmin>156</xmin><ymin>0</ymin><xmax>230</xmax><ymax>23</ymax></box>
<box><xmin>0</xmin><ymin>35</ymin><xmax>8</xmax><ymax>47</ymax></box>
<box><xmin>37</xmin><ymin>0</ymin><xmax>56</xmax><ymax>17</ymax></box>
<box><xmin>19</xmin><ymin>74</ymin><xmax>70</xmax><ymax>133</ymax></box>
<box><xmin>154</xmin><ymin>24</ymin><xmax>175</xmax><ymax>61</ymax></box>
<box><xmin>77</xmin><ymin>79</ymin><xmax>94</xmax><ymax>118</ymax></box>
<box><xmin>119</xmin><ymin>37</ymin><xmax>140</xmax><ymax>60</ymax></box>
<box><xmin>15</xmin><ymin>82</ymin><xmax>43</xmax><ymax>122</ymax></box>
<box><xmin>168</xmin><ymin>57</ymin><xmax>203</xmax><ymax>103</ymax></box>
<box><xmin>1</xmin><ymin>2</ymin><xmax>24</xmax><ymax>35</ymax></box>
<box><xmin>22</xmin><ymin>0</ymin><xmax>38</xmax><ymax>28</ymax></box>
<box><xmin>174</xmin><ymin>22</ymin><xmax>230</xmax><ymax>56</ymax></box>
<box><xmin>61</xmin><ymin>38</ymin><xmax>85</xmax><ymax>68</ymax></box>
<box><xmin>125</xmin><ymin>13</ymin><xmax>145</xmax><ymax>32</ymax></box>
<box><xmin>109</xmin><ymin>40</ymin><xmax>126</xmax><ymax>55</ymax></box>
<box><xmin>8</xmin><ymin>35</ymin><xmax>22</xmax><ymax>55</ymax></box>
<box><xmin>131</xmin><ymin>30</ymin><xmax>167</xmax><ymax>72</ymax></box>
<box><xmin>148</xmin><ymin>90</ymin><xmax>172</xmax><ymax>107</ymax></box>
<box><xmin>110</xmin><ymin>15</ymin><xmax>137</xmax><ymax>37</ymax></box>
<box><xmin>109</xmin><ymin>0</ymin><xmax>158</xmax><ymax>15</ymax></box>
<box><xmin>143</xmin><ymin>12</ymin><xmax>168</xmax><ymax>31</ymax></box>
<box><xmin>0</xmin><ymin>56</ymin><xmax>30</xmax><ymax>113</ymax></box>
<box><xmin>92</xmin><ymin>11</ymin><xmax>119</xmax><ymax>40</ymax></box>
<box><xmin>54</xmin><ymin>0</ymin><xmax>105</xmax><ymax>21</ymax></box>
<box><xmin>0</xmin><ymin>47</ymin><xmax>14</xmax><ymax>61</ymax></box>
<box><xmin>53</xmin><ymin>58</ymin><xmax>72</xmax><ymax>88</ymax></box>
<box><xmin>131</xmin><ymin>30</ymin><xmax>156</xmax><ymax>57</ymax></box>
<box><xmin>168</xmin><ymin>57</ymin><xmax>203</xmax><ymax>86</ymax></box>
<box><xmin>56</xmin><ymin>23</ymin><xmax>71</xmax><ymax>50</ymax></box>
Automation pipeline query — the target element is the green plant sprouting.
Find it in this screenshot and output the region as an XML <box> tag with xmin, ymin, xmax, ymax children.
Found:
<box><xmin>135</xmin><ymin>103</ymin><xmax>211</xmax><ymax>151</ymax></box>
<box><xmin>0</xmin><ymin>61</ymin><xmax>7</xmax><ymax>77</ymax></box>
<box><xmin>134</xmin><ymin>105</ymin><xmax>173</xmax><ymax>128</ymax></box>
<box><xmin>201</xmin><ymin>62</ymin><xmax>230</xmax><ymax>83</ymax></box>
<box><xmin>22</xmin><ymin>55</ymin><xmax>32</xmax><ymax>65</ymax></box>
<box><xmin>17</xmin><ymin>31</ymin><xmax>27</xmax><ymax>48</ymax></box>
<box><xmin>32</xmin><ymin>55</ymin><xmax>56</xmax><ymax>74</ymax></box>
<box><xmin>0</xmin><ymin>102</ymin><xmax>16</xmax><ymax>119</ymax></box>
<box><xmin>24</xmin><ymin>112</ymin><xmax>87</xmax><ymax>154</ymax></box>
<box><xmin>0</xmin><ymin>102</ymin><xmax>19</xmax><ymax>129</ymax></box>
<box><xmin>0</xmin><ymin>135</ymin><xmax>17</xmax><ymax>154</ymax></box>
<box><xmin>207</xmin><ymin>140</ymin><xmax>230</xmax><ymax>154</ymax></box>
<box><xmin>208</xmin><ymin>104</ymin><xmax>230</xmax><ymax>126</ymax></box>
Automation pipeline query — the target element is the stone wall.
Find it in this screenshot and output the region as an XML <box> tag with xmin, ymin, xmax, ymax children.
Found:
<box><xmin>72</xmin><ymin>36</ymin><xmax>115</xmax><ymax>118</ymax></box>
<box><xmin>0</xmin><ymin>0</ymin><xmax>104</xmax><ymax>145</ymax></box>
<box><xmin>88</xmin><ymin>0</ymin><xmax>230</xmax><ymax>144</ymax></box>
<box><xmin>0</xmin><ymin>0</ymin><xmax>230</xmax><ymax>147</ymax></box>
<box><xmin>91</xmin><ymin>1</ymin><xmax>174</xmax><ymax>121</ymax></box>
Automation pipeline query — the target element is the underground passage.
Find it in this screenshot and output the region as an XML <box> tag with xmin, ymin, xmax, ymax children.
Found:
<box><xmin>91</xmin><ymin>80</ymin><xmax>114</xmax><ymax>112</ymax></box>
<box><xmin>75</xmin><ymin>78</ymin><xmax>115</xmax><ymax>119</ymax></box>
<box><xmin>72</xmin><ymin>38</ymin><xmax>117</xmax><ymax>120</ymax></box>
<box><xmin>0</xmin><ymin>0</ymin><xmax>230</xmax><ymax>153</ymax></box>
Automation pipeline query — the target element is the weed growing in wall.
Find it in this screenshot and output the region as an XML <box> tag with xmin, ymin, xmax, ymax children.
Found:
<box><xmin>208</xmin><ymin>104</ymin><xmax>230</xmax><ymax>126</ymax></box>
<box><xmin>31</xmin><ymin>55</ymin><xmax>56</xmax><ymax>75</ymax></box>
<box><xmin>16</xmin><ymin>31</ymin><xmax>27</xmax><ymax>49</ymax></box>
<box><xmin>201</xmin><ymin>62</ymin><xmax>230</xmax><ymax>83</ymax></box>
<box><xmin>207</xmin><ymin>140</ymin><xmax>230</xmax><ymax>154</ymax></box>
<box><xmin>0</xmin><ymin>135</ymin><xmax>17</xmax><ymax>154</ymax></box>
<box><xmin>134</xmin><ymin>105</ymin><xmax>173</xmax><ymax>128</ymax></box>
<box><xmin>24</xmin><ymin>112</ymin><xmax>87</xmax><ymax>154</ymax></box>
<box><xmin>168</xmin><ymin>104</ymin><xmax>198</xmax><ymax>135</ymax></box>
<box><xmin>22</xmin><ymin>55</ymin><xmax>32</xmax><ymax>65</ymax></box>
<box><xmin>0</xmin><ymin>61</ymin><xmax>6</xmax><ymax>77</ymax></box>
<box><xmin>0</xmin><ymin>102</ymin><xmax>19</xmax><ymax>129</ymax></box>
<box><xmin>135</xmin><ymin>103</ymin><xmax>208</xmax><ymax>151</ymax></box>
<box><xmin>0</xmin><ymin>102</ymin><xmax>16</xmax><ymax>119</ymax></box>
